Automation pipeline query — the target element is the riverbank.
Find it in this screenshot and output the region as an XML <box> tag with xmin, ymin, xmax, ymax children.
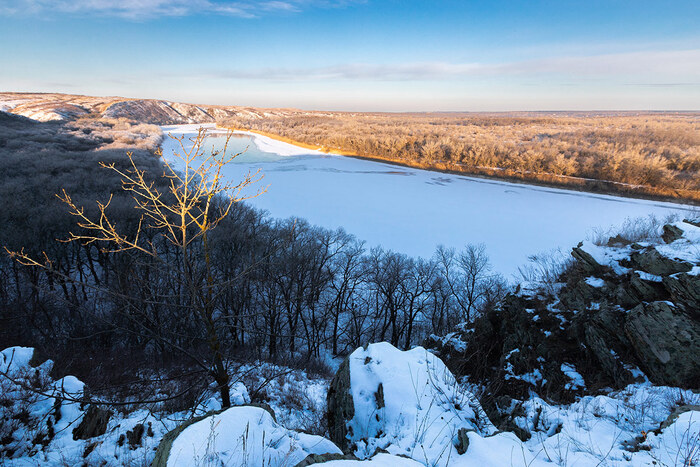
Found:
<box><xmin>222</xmin><ymin>124</ymin><xmax>700</xmax><ymax>206</ymax></box>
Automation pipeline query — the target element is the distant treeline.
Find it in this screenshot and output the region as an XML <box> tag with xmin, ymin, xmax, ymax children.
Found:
<box><xmin>222</xmin><ymin>113</ymin><xmax>700</xmax><ymax>202</ymax></box>
<box><xmin>0</xmin><ymin>114</ymin><xmax>505</xmax><ymax>400</ymax></box>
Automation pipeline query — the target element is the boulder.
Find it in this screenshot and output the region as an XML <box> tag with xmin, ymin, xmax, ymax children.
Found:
<box><xmin>72</xmin><ymin>405</ymin><xmax>111</xmax><ymax>440</ymax></box>
<box><xmin>153</xmin><ymin>406</ymin><xmax>340</xmax><ymax>467</ymax></box>
<box><xmin>624</xmin><ymin>302</ymin><xmax>700</xmax><ymax>387</ymax></box>
<box><xmin>627</xmin><ymin>248</ymin><xmax>693</xmax><ymax>276</ymax></box>
<box><xmin>661</xmin><ymin>224</ymin><xmax>684</xmax><ymax>244</ymax></box>
<box><xmin>327</xmin><ymin>357</ymin><xmax>354</xmax><ymax>453</ymax></box>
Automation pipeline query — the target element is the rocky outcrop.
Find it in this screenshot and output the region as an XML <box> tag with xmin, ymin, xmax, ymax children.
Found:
<box><xmin>428</xmin><ymin>220</ymin><xmax>700</xmax><ymax>406</ymax></box>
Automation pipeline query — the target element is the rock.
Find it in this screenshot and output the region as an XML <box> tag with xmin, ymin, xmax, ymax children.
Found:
<box><xmin>296</xmin><ymin>453</ymin><xmax>424</xmax><ymax>466</ymax></box>
<box><xmin>628</xmin><ymin>248</ymin><xmax>693</xmax><ymax>276</ymax></box>
<box><xmin>72</xmin><ymin>405</ymin><xmax>111</xmax><ymax>440</ymax></box>
<box><xmin>152</xmin><ymin>411</ymin><xmax>216</xmax><ymax>467</ymax></box>
<box><xmin>628</xmin><ymin>273</ymin><xmax>666</xmax><ymax>302</ymax></box>
<box><xmin>607</xmin><ymin>234</ymin><xmax>632</xmax><ymax>247</ymax></box>
<box><xmin>662</xmin><ymin>273</ymin><xmax>700</xmax><ymax>315</ymax></box>
<box><xmin>572</xmin><ymin>245</ymin><xmax>609</xmax><ymax>274</ymax></box>
<box><xmin>327</xmin><ymin>357</ymin><xmax>354</xmax><ymax>452</ymax></box>
<box><xmin>294</xmin><ymin>453</ymin><xmax>359</xmax><ymax>466</ymax></box>
<box><xmin>455</xmin><ymin>428</ymin><xmax>470</xmax><ymax>454</ymax></box>
<box><xmin>126</xmin><ymin>423</ymin><xmax>144</xmax><ymax>448</ymax></box>
<box><xmin>582</xmin><ymin>323</ymin><xmax>634</xmax><ymax>387</ymax></box>
<box><xmin>656</xmin><ymin>404</ymin><xmax>700</xmax><ymax>433</ymax></box>
<box><xmin>624</xmin><ymin>302</ymin><xmax>700</xmax><ymax>387</ymax></box>
<box><xmin>661</xmin><ymin>224</ymin><xmax>684</xmax><ymax>244</ymax></box>
<box><xmin>153</xmin><ymin>406</ymin><xmax>340</xmax><ymax>467</ymax></box>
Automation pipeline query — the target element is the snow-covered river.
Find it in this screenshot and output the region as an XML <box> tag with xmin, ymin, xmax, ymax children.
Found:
<box><xmin>161</xmin><ymin>124</ymin><xmax>696</xmax><ymax>278</ymax></box>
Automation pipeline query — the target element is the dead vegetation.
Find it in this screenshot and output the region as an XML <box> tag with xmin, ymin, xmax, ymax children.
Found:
<box><xmin>222</xmin><ymin>112</ymin><xmax>700</xmax><ymax>202</ymax></box>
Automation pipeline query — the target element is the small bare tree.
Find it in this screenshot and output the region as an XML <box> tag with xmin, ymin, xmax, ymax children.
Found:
<box><xmin>8</xmin><ymin>127</ymin><xmax>263</xmax><ymax>408</ymax></box>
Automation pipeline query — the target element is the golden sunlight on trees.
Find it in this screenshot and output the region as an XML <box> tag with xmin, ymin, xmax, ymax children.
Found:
<box><xmin>8</xmin><ymin>128</ymin><xmax>264</xmax><ymax>408</ymax></box>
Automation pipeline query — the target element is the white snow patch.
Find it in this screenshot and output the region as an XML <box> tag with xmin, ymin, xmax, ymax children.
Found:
<box><xmin>166</xmin><ymin>406</ymin><xmax>341</xmax><ymax>467</ymax></box>
<box><xmin>585</xmin><ymin>276</ymin><xmax>606</xmax><ymax>288</ymax></box>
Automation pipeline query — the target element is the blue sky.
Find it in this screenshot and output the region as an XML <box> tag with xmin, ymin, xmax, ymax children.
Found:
<box><xmin>0</xmin><ymin>0</ymin><xmax>698</xmax><ymax>111</ymax></box>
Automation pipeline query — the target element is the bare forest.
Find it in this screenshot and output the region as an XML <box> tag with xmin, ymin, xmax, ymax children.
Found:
<box><xmin>0</xmin><ymin>113</ymin><xmax>506</xmax><ymax>406</ymax></box>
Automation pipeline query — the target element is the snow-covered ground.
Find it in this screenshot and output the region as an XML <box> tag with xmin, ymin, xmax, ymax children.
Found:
<box><xmin>2</xmin><ymin>345</ymin><xmax>698</xmax><ymax>466</ymax></box>
<box><xmin>160</xmin><ymin>124</ymin><xmax>696</xmax><ymax>278</ymax></box>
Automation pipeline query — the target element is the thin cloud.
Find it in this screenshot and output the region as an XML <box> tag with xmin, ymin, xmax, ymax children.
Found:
<box><xmin>0</xmin><ymin>0</ymin><xmax>349</xmax><ymax>19</ymax></box>
<box><xmin>207</xmin><ymin>49</ymin><xmax>700</xmax><ymax>81</ymax></box>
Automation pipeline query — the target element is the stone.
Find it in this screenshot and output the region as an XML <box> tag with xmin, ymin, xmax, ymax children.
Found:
<box><xmin>126</xmin><ymin>423</ymin><xmax>144</xmax><ymax>448</ymax></box>
<box><xmin>624</xmin><ymin>302</ymin><xmax>700</xmax><ymax>388</ymax></box>
<box><xmin>327</xmin><ymin>357</ymin><xmax>354</xmax><ymax>452</ymax></box>
<box><xmin>662</xmin><ymin>273</ymin><xmax>700</xmax><ymax>315</ymax></box>
<box><xmin>72</xmin><ymin>405</ymin><xmax>111</xmax><ymax>440</ymax></box>
<box><xmin>455</xmin><ymin>428</ymin><xmax>470</xmax><ymax>454</ymax></box>
<box><xmin>628</xmin><ymin>248</ymin><xmax>693</xmax><ymax>276</ymax></box>
<box><xmin>661</xmin><ymin>224</ymin><xmax>684</xmax><ymax>244</ymax></box>
<box><xmin>572</xmin><ymin>245</ymin><xmax>609</xmax><ymax>274</ymax></box>
<box><xmin>294</xmin><ymin>453</ymin><xmax>359</xmax><ymax>466</ymax></box>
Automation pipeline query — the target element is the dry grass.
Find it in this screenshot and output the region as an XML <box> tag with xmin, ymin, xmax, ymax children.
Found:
<box><xmin>222</xmin><ymin>112</ymin><xmax>700</xmax><ymax>203</ymax></box>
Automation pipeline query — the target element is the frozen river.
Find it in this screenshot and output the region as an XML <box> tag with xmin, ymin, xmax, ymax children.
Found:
<box><xmin>161</xmin><ymin>124</ymin><xmax>696</xmax><ymax>278</ymax></box>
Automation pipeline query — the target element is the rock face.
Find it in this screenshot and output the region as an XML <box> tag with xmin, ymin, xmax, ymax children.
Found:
<box><xmin>428</xmin><ymin>220</ymin><xmax>700</xmax><ymax>410</ymax></box>
<box><xmin>152</xmin><ymin>406</ymin><xmax>341</xmax><ymax>467</ymax></box>
<box><xmin>326</xmin><ymin>343</ymin><xmax>547</xmax><ymax>467</ymax></box>
<box><xmin>625</xmin><ymin>302</ymin><xmax>700</xmax><ymax>386</ymax></box>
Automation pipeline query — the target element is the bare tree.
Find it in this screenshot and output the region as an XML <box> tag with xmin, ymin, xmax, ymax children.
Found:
<box><xmin>8</xmin><ymin>128</ymin><xmax>263</xmax><ymax>408</ymax></box>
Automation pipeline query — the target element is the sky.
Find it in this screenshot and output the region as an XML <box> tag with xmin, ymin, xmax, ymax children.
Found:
<box><xmin>0</xmin><ymin>0</ymin><xmax>698</xmax><ymax>111</ymax></box>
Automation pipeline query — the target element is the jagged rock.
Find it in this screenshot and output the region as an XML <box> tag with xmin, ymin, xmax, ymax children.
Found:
<box><xmin>455</xmin><ymin>428</ymin><xmax>470</xmax><ymax>454</ymax></box>
<box><xmin>571</xmin><ymin>244</ymin><xmax>609</xmax><ymax>274</ymax></box>
<box><xmin>624</xmin><ymin>302</ymin><xmax>700</xmax><ymax>387</ymax></box>
<box><xmin>72</xmin><ymin>405</ymin><xmax>111</xmax><ymax>440</ymax></box>
<box><xmin>327</xmin><ymin>357</ymin><xmax>354</xmax><ymax>452</ymax></box>
<box><xmin>661</xmin><ymin>224</ymin><xmax>684</xmax><ymax>243</ymax></box>
<box><xmin>628</xmin><ymin>273</ymin><xmax>666</xmax><ymax>302</ymax></box>
<box><xmin>662</xmin><ymin>273</ymin><xmax>700</xmax><ymax>314</ymax></box>
<box><xmin>582</xmin><ymin>323</ymin><xmax>634</xmax><ymax>387</ymax></box>
<box><xmin>627</xmin><ymin>248</ymin><xmax>693</xmax><ymax>276</ymax></box>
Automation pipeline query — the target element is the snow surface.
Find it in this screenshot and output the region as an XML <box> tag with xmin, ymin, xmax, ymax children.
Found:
<box><xmin>3</xmin><ymin>345</ymin><xmax>699</xmax><ymax>466</ymax></box>
<box><xmin>160</xmin><ymin>125</ymin><xmax>696</xmax><ymax>278</ymax></box>
<box><xmin>520</xmin><ymin>383</ymin><xmax>700</xmax><ymax>466</ymax></box>
<box><xmin>166</xmin><ymin>406</ymin><xmax>341</xmax><ymax>466</ymax></box>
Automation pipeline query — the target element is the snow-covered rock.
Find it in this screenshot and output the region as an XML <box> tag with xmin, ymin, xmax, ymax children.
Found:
<box><xmin>155</xmin><ymin>405</ymin><xmax>342</xmax><ymax>467</ymax></box>
<box><xmin>327</xmin><ymin>342</ymin><xmax>546</xmax><ymax>466</ymax></box>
